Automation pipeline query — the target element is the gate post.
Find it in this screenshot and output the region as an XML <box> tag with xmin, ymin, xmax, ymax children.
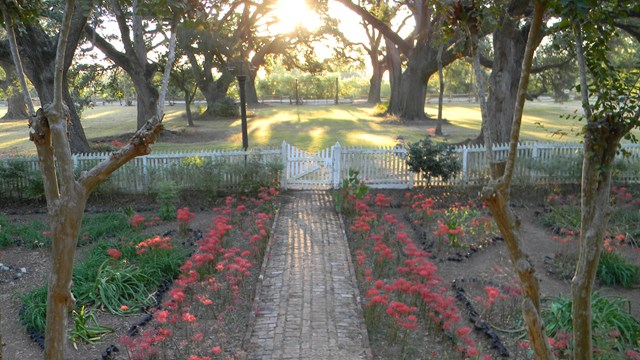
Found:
<box><xmin>332</xmin><ymin>142</ymin><xmax>342</xmax><ymax>189</ymax></box>
<box><xmin>281</xmin><ymin>141</ymin><xmax>288</xmax><ymax>190</ymax></box>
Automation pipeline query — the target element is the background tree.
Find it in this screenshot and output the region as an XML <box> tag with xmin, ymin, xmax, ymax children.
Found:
<box><xmin>335</xmin><ymin>0</ymin><xmax>466</xmax><ymax>120</ymax></box>
<box><xmin>0</xmin><ymin>0</ymin><xmax>92</xmax><ymax>152</ymax></box>
<box><xmin>0</xmin><ymin>62</ymin><xmax>28</xmax><ymax>120</ymax></box>
<box><xmin>84</xmin><ymin>0</ymin><xmax>192</xmax><ymax>129</ymax></box>
<box><xmin>169</xmin><ymin>60</ymin><xmax>198</xmax><ymax>126</ymax></box>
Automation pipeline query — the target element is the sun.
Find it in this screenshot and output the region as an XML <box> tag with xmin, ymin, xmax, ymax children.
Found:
<box><xmin>271</xmin><ymin>0</ymin><xmax>321</xmax><ymax>34</ymax></box>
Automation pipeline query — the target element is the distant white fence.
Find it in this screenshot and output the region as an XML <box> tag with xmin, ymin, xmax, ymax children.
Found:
<box><xmin>1</xmin><ymin>142</ymin><xmax>640</xmax><ymax>197</ymax></box>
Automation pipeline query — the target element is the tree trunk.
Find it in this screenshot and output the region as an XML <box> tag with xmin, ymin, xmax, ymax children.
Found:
<box><xmin>185</xmin><ymin>92</ymin><xmax>194</xmax><ymax>126</ymax></box>
<box><xmin>385</xmin><ymin>37</ymin><xmax>403</xmax><ymax>111</ymax></box>
<box><xmin>45</xmin><ymin>197</ymin><xmax>86</xmax><ymax>359</ymax></box>
<box><xmin>246</xmin><ymin>74</ymin><xmax>259</xmax><ymax>105</ymax></box>
<box><xmin>200</xmin><ymin>74</ymin><xmax>234</xmax><ymax>116</ymax></box>
<box><xmin>368</xmin><ymin>57</ymin><xmax>383</xmax><ymax>104</ymax></box>
<box><xmin>481</xmin><ymin>3</ymin><xmax>554</xmax><ymax>359</ymax></box>
<box><xmin>436</xmin><ymin>41</ymin><xmax>444</xmax><ymax>136</ymax></box>
<box><xmin>2</xmin><ymin>92</ymin><xmax>28</xmax><ymax>120</ymax></box>
<box><xmin>572</xmin><ymin>133</ymin><xmax>619</xmax><ymax>360</ymax></box>
<box><xmin>388</xmin><ymin>44</ymin><xmax>430</xmax><ymax>120</ymax></box>
<box><xmin>131</xmin><ymin>72</ymin><xmax>159</xmax><ymax>130</ymax></box>
<box><xmin>484</xmin><ymin>16</ymin><xmax>528</xmax><ymax>145</ymax></box>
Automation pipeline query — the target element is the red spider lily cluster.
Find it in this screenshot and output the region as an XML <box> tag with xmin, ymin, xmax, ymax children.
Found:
<box><xmin>177</xmin><ymin>207</ymin><xmax>195</xmax><ymax>236</ymax></box>
<box><xmin>136</xmin><ymin>236</ymin><xmax>173</xmax><ymax>255</ymax></box>
<box><xmin>131</xmin><ymin>214</ymin><xmax>162</xmax><ymax>228</ymax></box>
<box><xmin>407</xmin><ymin>193</ymin><xmax>497</xmax><ymax>252</ymax></box>
<box><xmin>177</xmin><ymin>208</ymin><xmax>195</xmax><ymax>224</ymax></box>
<box><xmin>119</xmin><ymin>186</ymin><xmax>278</xmax><ymax>360</ymax></box>
<box><xmin>107</xmin><ymin>248</ymin><xmax>122</xmax><ymax>260</ymax></box>
<box><xmin>345</xmin><ymin>192</ymin><xmax>482</xmax><ymax>358</ymax></box>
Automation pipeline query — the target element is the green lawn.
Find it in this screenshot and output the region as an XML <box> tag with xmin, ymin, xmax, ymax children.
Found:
<box><xmin>0</xmin><ymin>100</ymin><xmax>601</xmax><ymax>155</ymax></box>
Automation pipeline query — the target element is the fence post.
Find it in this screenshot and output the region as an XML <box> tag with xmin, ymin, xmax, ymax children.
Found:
<box><xmin>462</xmin><ymin>146</ymin><xmax>469</xmax><ymax>185</ymax></box>
<box><xmin>72</xmin><ymin>154</ymin><xmax>78</xmax><ymax>171</ymax></box>
<box><xmin>281</xmin><ymin>141</ymin><xmax>287</xmax><ymax>190</ymax></box>
<box><xmin>332</xmin><ymin>142</ymin><xmax>341</xmax><ymax>189</ymax></box>
<box><xmin>142</xmin><ymin>156</ymin><xmax>149</xmax><ymax>190</ymax></box>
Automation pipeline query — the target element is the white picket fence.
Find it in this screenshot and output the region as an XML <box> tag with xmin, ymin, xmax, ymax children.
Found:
<box><xmin>1</xmin><ymin>141</ymin><xmax>640</xmax><ymax>196</ymax></box>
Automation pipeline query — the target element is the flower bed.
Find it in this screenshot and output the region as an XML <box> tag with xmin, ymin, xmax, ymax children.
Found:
<box><xmin>342</xmin><ymin>191</ymin><xmax>482</xmax><ymax>358</ymax></box>
<box><xmin>118</xmin><ymin>186</ymin><xmax>279</xmax><ymax>359</ymax></box>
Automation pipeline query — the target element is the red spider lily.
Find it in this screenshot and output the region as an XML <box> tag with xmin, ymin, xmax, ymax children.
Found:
<box><xmin>131</xmin><ymin>214</ymin><xmax>146</xmax><ymax>228</ymax></box>
<box><xmin>136</xmin><ymin>235</ymin><xmax>173</xmax><ymax>254</ymax></box>
<box><xmin>106</xmin><ymin>248</ymin><xmax>121</xmax><ymax>260</ymax></box>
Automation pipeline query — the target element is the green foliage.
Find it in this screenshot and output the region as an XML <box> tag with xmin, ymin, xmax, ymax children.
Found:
<box><xmin>543</xmin><ymin>292</ymin><xmax>640</xmax><ymax>351</ymax></box>
<box><xmin>156</xmin><ymin>180</ymin><xmax>178</xmax><ymax>220</ymax></box>
<box><xmin>372</xmin><ymin>102</ymin><xmax>388</xmax><ymax>116</ymax></box>
<box><xmin>597</xmin><ymin>251</ymin><xmax>640</xmax><ymax>288</ymax></box>
<box><xmin>90</xmin><ymin>261</ymin><xmax>155</xmax><ymax>315</ymax></box>
<box><xmin>334</xmin><ymin>169</ymin><xmax>369</xmax><ymax>216</ymax></box>
<box><xmin>540</xmin><ymin>205</ymin><xmax>581</xmax><ymax>233</ymax></box>
<box><xmin>406</xmin><ymin>138</ymin><xmax>461</xmax><ymax>183</ymax></box>
<box><xmin>207</xmin><ymin>97</ymin><xmax>238</xmax><ymax>118</ymax></box>
<box><xmin>0</xmin><ymin>160</ymin><xmax>45</xmax><ymax>199</ymax></box>
<box><xmin>11</xmin><ymin>220</ymin><xmax>49</xmax><ymax>249</ymax></box>
<box><xmin>19</xmin><ymin>286</ymin><xmax>48</xmax><ymax>333</ymax></box>
<box><xmin>79</xmin><ymin>212</ymin><xmax>131</xmax><ymax>245</ymax></box>
<box><xmin>68</xmin><ymin>306</ymin><xmax>113</xmax><ymax>346</ymax></box>
<box><xmin>0</xmin><ymin>214</ymin><xmax>14</xmax><ymax>248</ymax></box>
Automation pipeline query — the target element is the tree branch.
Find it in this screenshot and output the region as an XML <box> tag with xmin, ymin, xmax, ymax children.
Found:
<box><xmin>84</xmin><ymin>26</ymin><xmax>133</xmax><ymax>73</ymax></box>
<box><xmin>79</xmin><ymin>115</ymin><xmax>163</xmax><ymax>193</ymax></box>
<box><xmin>334</xmin><ymin>0</ymin><xmax>412</xmax><ymax>55</ymax></box>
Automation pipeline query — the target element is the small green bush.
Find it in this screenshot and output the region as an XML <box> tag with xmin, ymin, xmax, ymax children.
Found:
<box><xmin>156</xmin><ymin>180</ymin><xmax>178</xmax><ymax>220</ymax></box>
<box><xmin>597</xmin><ymin>251</ymin><xmax>640</xmax><ymax>288</ymax></box>
<box><xmin>406</xmin><ymin>138</ymin><xmax>461</xmax><ymax>183</ymax></box>
<box><xmin>372</xmin><ymin>102</ymin><xmax>388</xmax><ymax>116</ymax></box>
<box><xmin>209</xmin><ymin>97</ymin><xmax>239</xmax><ymax>118</ymax></box>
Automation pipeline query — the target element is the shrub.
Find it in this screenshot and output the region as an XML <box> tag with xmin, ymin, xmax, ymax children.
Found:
<box><xmin>156</xmin><ymin>180</ymin><xmax>178</xmax><ymax>220</ymax></box>
<box><xmin>597</xmin><ymin>251</ymin><xmax>640</xmax><ymax>288</ymax></box>
<box><xmin>208</xmin><ymin>97</ymin><xmax>238</xmax><ymax>118</ymax></box>
<box><xmin>406</xmin><ymin>138</ymin><xmax>461</xmax><ymax>183</ymax></box>
<box><xmin>373</xmin><ymin>102</ymin><xmax>388</xmax><ymax>116</ymax></box>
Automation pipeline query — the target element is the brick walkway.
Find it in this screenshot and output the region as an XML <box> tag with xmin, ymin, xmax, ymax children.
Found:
<box><xmin>244</xmin><ymin>191</ymin><xmax>370</xmax><ymax>360</ymax></box>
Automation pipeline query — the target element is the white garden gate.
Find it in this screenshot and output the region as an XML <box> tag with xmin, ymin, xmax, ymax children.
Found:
<box><xmin>281</xmin><ymin>142</ymin><xmax>340</xmax><ymax>189</ymax></box>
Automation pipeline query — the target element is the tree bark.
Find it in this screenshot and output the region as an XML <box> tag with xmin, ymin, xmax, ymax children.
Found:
<box><xmin>483</xmin><ymin>15</ymin><xmax>528</xmax><ymax>145</ymax></box>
